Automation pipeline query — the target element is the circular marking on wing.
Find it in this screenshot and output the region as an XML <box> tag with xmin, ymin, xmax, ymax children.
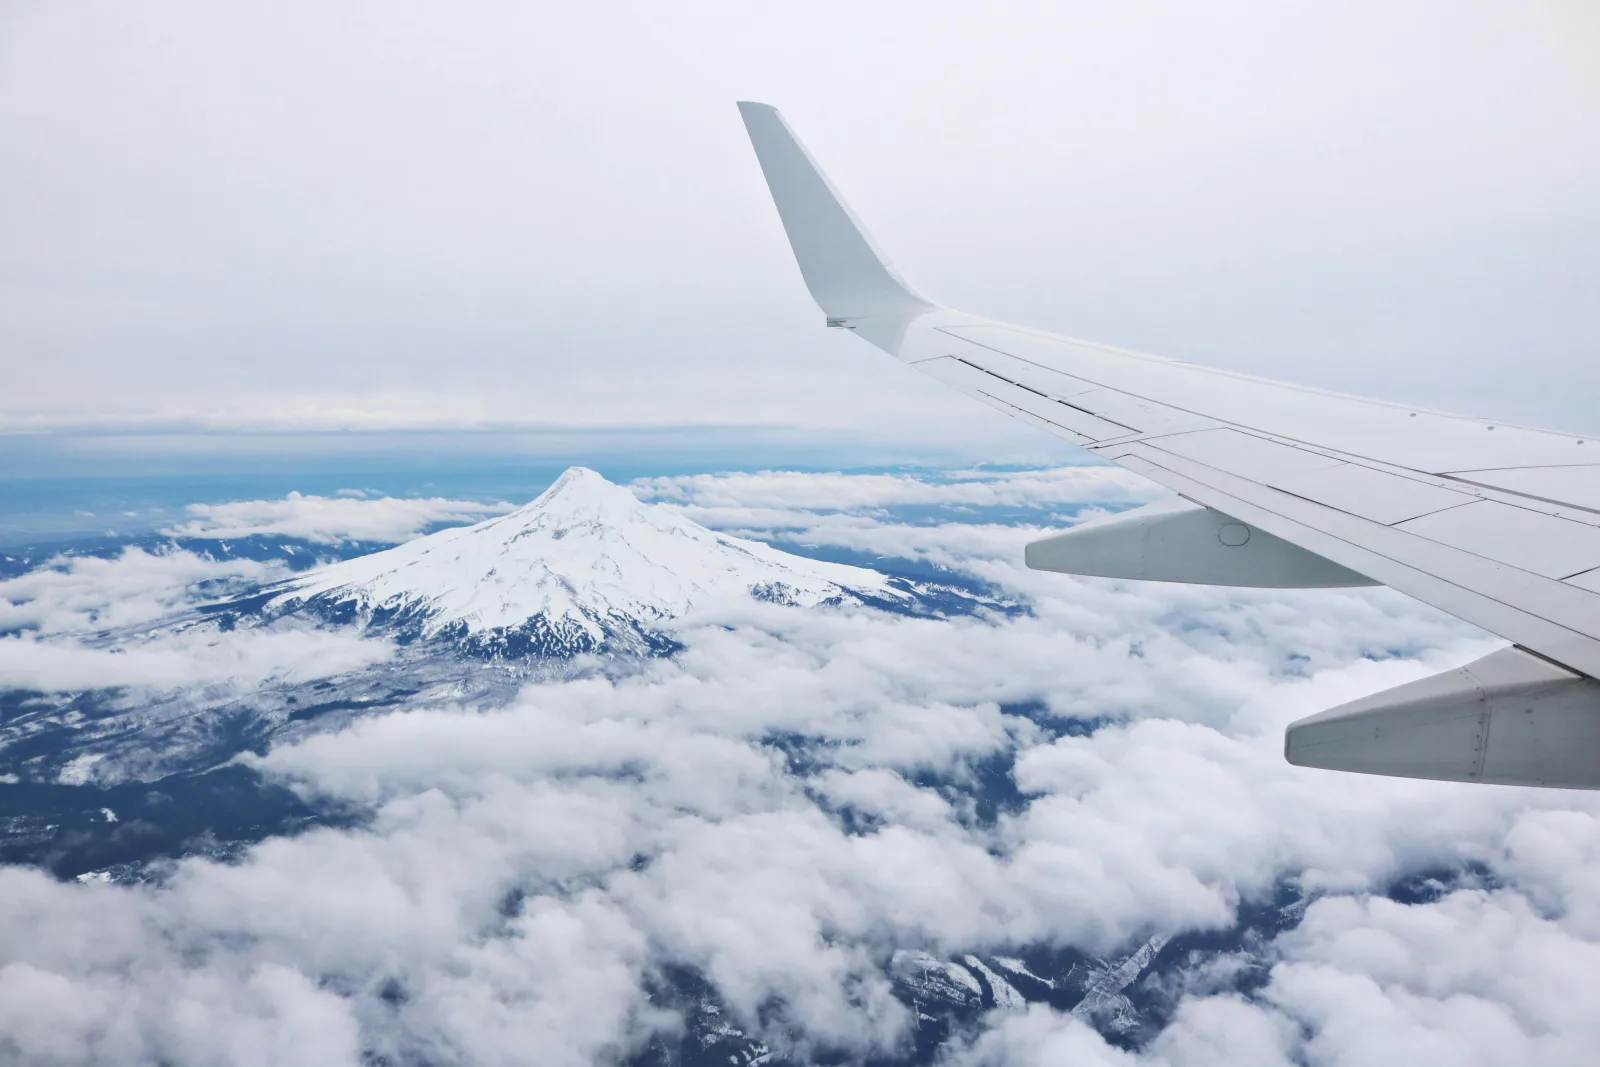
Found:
<box><xmin>1218</xmin><ymin>523</ymin><xmax>1251</xmax><ymax>547</ymax></box>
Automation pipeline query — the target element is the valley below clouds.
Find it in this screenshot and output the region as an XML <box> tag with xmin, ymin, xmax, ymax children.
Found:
<box><xmin>3</xmin><ymin>465</ymin><xmax>1599</xmax><ymax>1066</ymax></box>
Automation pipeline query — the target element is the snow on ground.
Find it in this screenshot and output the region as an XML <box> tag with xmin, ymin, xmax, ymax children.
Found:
<box><xmin>271</xmin><ymin>467</ymin><xmax>905</xmax><ymax>641</ymax></box>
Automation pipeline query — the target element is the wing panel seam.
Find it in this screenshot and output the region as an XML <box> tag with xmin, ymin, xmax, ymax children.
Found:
<box><xmin>1436</xmin><ymin>474</ymin><xmax>1600</xmax><ymax>519</ymax></box>
<box><xmin>1117</xmin><ymin>451</ymin><xmax>1600</xmax><ymax>673</ymax></box>
<box><xmin>955</xmin><ymin>357</ymin><xmax>1137</xmax><ymax>434</ymax></box>
<box><xmin>939</xmin><ymin>327</ymin><xmax>1584</xmax><ymax>485</ymax></box>
<box><xmin>972</xmin><ymin>390</ymin><xmax>1097</xmax><ymax>445</ymax></box>
<box><xmin>1263</xmin><ymin>484</ymin><xmax>1478</xmax><ymax>528</ymax></box>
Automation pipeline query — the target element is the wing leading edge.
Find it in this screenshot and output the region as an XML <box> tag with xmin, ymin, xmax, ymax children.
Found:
<box><xmin>736</xmin><ymin>101</ymin><xmax>1600</xmax><ymax>789</ymax></box>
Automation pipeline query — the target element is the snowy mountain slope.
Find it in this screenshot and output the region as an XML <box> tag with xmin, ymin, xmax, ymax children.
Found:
<box><xmin>263</xmin><ymin>467</ymin><xmax>909</xmax><ymax>655</ymax></box>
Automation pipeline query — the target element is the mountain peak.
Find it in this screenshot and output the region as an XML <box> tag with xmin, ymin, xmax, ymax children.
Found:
<box><xmin>469</xmin><ymin>467</ymin><xmax>671</xmax><ymax>546</ymax></box>
<box><xmin>538</xmin><ymin>465</ymin><xmax>626</xmax><ymax>502</ymax></box>
<box><xmin>501</xmin><ymin>466</ymin><xmax>646</xmax><ymax>524</ymax></box>
<box><xmin>268</xmin><ymin>467</ymin><xmax>905</xmax><ymax>655</ymax></box>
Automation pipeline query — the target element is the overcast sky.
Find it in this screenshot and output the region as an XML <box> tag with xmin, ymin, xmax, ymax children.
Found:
<box><xmin>2</xmin><ymin>1</ymin><xmax>1597</xmax><ymax>450</ymax></box>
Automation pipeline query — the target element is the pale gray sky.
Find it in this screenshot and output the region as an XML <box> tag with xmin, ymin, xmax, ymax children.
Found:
<box><xmin>2</xmin><ymin>0</ymin><xmax>1597</xmax><ymax>450</ymax></box>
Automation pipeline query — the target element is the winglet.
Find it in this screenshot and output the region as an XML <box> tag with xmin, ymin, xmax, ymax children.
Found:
<box><xmin>737</xmin><ymin>102</ymin><xmax>936</xmax><ymax>322</ymax></box>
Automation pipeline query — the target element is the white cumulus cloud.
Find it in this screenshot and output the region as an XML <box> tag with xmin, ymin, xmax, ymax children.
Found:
<box><xmin>0</xmin><ymin>626</ymin><xmax>393</xmax><ymax>694</ymax></box>
<box><xmin>0</xmin><ymin>548</ymin><xmax>280</xmax><ymax>635</ymax></box>
<box><xmin>2</xmin><ymin>467</ymin><xmax>1599</xmax><ymax>1065</ymax></box>
<box><xmin>165</xmin><ymin>492</ymin><xmax>513</xmax><ymax>545</ymax></box>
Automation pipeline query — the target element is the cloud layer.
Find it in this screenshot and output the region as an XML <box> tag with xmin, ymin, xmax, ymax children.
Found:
<box><xmin>0</xmin><ymin>547</ymin><xmax>393</xmax><ymax>697</ymax></box>
<box><xmin>0</xmin><ymin>548</ymin><xmax>277</xmax><ymax>634</ymax></box>
<box><xmin>3</xmin><ymin>467</ymin><xmax>1599</xmax><ymax>1065</ymax></box>
<box><xmin>634</xmin><ymin>465</ymin><xmax>1161</xmax><ymax>513</ymax></box>
<box><xmin>165</xmin><ymin>491</ymin><xmax>513</xmax><ymax>544</ymax></box>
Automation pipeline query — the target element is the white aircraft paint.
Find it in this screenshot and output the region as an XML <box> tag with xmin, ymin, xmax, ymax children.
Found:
<box><xmin>737</xmin><ymin>100</ymin><xmax>1600</xmax><ymax>788</ymax></box>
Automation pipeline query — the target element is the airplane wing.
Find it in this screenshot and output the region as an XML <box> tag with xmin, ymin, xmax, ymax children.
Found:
<box><xmin>737</xmin><ymin>101</ymin><xmax>1600</xmax><ymax>789</ymax></box>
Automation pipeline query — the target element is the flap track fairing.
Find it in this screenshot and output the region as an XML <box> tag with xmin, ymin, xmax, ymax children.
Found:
<box><xmin>1024</xmin><ymin>498</ymin><xmax>1376</xmax><ymax>588</ymax></box>
<box><xmin>1286</xmin><ymin>647</ymin><xmax>1600</xmax><ymax>788</ymax></box>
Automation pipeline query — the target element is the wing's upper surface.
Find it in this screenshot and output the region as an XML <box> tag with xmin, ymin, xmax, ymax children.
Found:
<box><xmin>736</xmin><ymin>100</ymin><xmax>1600</xmax><ymax>684</ymax></box>
<box><xmin>737</xmin><ymin>102</ymin><xmax>1600</xmax><ymax>787</ymax></box>
<box><xmin>918</xmin><ymin>316</ymin><xmax>1600</xmax><ymax>681</ymax></box>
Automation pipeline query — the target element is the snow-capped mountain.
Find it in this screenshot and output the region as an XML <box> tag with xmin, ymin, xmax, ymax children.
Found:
<box><xmin>264</xmin><ymin>467</ymin><xmax>908</xmax><ymax>656</ymax></box>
